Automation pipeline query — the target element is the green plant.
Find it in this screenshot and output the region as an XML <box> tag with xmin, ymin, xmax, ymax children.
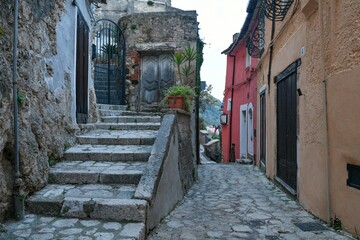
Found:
<box><xmin>100</xmin><ymin>44</ymin><xmax>118</xmax><ymax>56</ymax></box>
<box><xmin>172</xmin><ymin>45</ymin><xmax>199</xmax><ymax>85</ymax></box>
<box><xmin>0</xmin><ymin>28</ymin><xmax>5</xmax><ymax>38</ymax></box>
<box><xmin>172</xmin><ymin>52</ymin><xmax>186</xmax><ymax>84</ymax></box>
<box><xmin>200</xmin><ymin>84</ymin><xmax>218</xmax><ymax>113</ymax></box>
<box><xmin>199</xmin><ymin>116</ymin><xmax>206</xmax><ymax>130</ymax></box>
<box><xmin>63</xmin><ymin>143</ymin><xmax>71</xmax><ymax>151</ymax></box>
<box><xmin>17</xmin><ymin>91</ymin><xmax>25</xmax><ymax>106</ymax></box>
<box><xmin>48</xmin><ymin>154</ymin><xmax>60</xmax><ymax>167</ymax></box>
<box><xmin>332</xmin><ymin>216</ymin><xmax>342</xmax><ymax>231</ymax></box>
<box><xmin>162</xmin><ymin>85</ymin><xmax>195</xmax><ymax>111</ymax></box>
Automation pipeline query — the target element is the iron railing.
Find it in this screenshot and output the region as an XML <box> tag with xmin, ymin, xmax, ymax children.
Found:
<box><xmin>264</xmin><ymin>0</ymin><xmax>294</xmax><ymax>21</ymax></box>
<box><xmin>246</xmin><ymin>6</ymin><xmax>265</xmax><ymax>58</ymax></box>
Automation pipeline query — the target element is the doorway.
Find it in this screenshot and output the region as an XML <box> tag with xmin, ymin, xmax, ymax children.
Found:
<box><xmin>76</xmin><ymin>13</ymin><xmax>89</xmax><ymax>124</ymax></box>
<box><xmin>140</xmin><ymin>53</ymin><xmax>174</xmax><ymax>110</ymax></box>
<box><xmin>259</xmin><ymin>92</ymin><xmax>266</xmax><ymax>167</ymax></box>
<box><xmin>240</xmin><ymin>104</ymin><xmax>248</xmax><ymax>159</ymax></box>
<box><xmin>276</xmin><ymin>60</ymin><xmax>299</xmax><ymax>192</ymax></box>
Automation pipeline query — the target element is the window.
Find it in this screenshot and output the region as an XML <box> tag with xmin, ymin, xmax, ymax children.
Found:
<box><xmin>227</xmin><ymin>98</ymin><xmax>232</xmax><ymax>111</ymax></box>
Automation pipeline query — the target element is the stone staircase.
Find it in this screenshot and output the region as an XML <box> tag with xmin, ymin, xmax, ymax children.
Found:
<box><xmin>26</xmin><ymin>104</ymin><xmax>162</xmax><ymax>239</ymax></box>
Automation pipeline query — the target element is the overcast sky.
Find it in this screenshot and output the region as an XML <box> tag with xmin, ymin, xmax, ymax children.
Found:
<box><xmin>171</xmin><ymin>0</ymin><xmax>248</xmax><ymax>100</ymax></box>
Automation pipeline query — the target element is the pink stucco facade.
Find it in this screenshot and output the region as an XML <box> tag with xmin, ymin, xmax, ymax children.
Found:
<box><xmin>221</xmin><ymin>2</ymin><xmax>260</xmax><ymax>163</ymax></box>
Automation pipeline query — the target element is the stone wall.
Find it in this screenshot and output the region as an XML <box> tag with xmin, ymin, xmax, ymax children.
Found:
<box><xmin>204</xmin><ymin>140</ymin><xmax>222</xmax><ymax>163</ymax></box>
<box><xmin>134</xmin><ymin>111</ymin><xmax>196</xmax><ymax>232</ymax></box>
<box><xmin>94</xmin><ymin>0</ymin><xmax>174</xmax><ymax>23</ymax></box>
<box><xmin>119</xmin><ymin>10</ymin><xmax>198</xmax><ymax>110</ymax></box>
<box><xmin>0</xmin><ymin>0</ymin><xmax>95</xmax><ymax>221</ymax></box>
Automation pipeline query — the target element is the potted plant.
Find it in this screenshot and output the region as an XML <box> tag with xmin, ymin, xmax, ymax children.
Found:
<box><xmin>163</xmin><ymin>84</ymin><xmax>195</xmax><ymax>111</ymax></box>
<box><xmin>162</xmin><ymin>45</ymin><xmax>199</xmax><ymax>111</ymax></box>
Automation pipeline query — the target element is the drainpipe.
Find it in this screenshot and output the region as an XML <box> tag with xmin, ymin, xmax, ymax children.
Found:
<box><xmin>12</xmin><ymin>0</ymin><xmax>24</xmax><ymax>220</ymax></box>
<box><xmin>228</xmin><ymin>55</ymin><xmax>236</xmax><ymax>162</ymax></box>
<box><xmin>318</xmin><ymin>0</ymin><xmax>332</xmax><ymax>223</ymax></box>
<box><xmin>267</xmin><ymin>7</ymin><xmax>276</xmax><ymax>93</ymax></box>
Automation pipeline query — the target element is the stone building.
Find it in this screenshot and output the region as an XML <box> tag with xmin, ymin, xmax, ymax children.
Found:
<box><xmin>256</xmin><ymin>0</ymin><xmax>360</xmax><ymax>235</ymax></box>
<box><xmin>94</xmin><ymin>0</ymin><xmax>199</xmax><ymax>111</ymax></box>
<box><xmin>120</xmin><ymin>10</ymin><xmax>199</xmax><ymax>111</ymax></box>
<box><xmin>0</xmin><ymin>0</ymin><xmax>99</xmax><ymax>221</ymax></box>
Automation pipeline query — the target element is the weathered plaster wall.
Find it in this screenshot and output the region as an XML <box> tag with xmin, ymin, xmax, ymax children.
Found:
<box><xmin>0</xmin><ymin>0</ymin><xmax>96</xmax><ymax>221</ymax></box>
<box><xmin>323</xmin><ymin>1</ymin><xmax>360</xmax><ymax>234</ymax></box>
<box><xmin>327</xmin><ymin>68</ymin><xmax>360</xmax><ymax>235</ymax></box>
<box><xmin>257</xmin><ymin>0</ymin><xmax>360</xmax><ymax>235</ymax></box>
<box><xmin>119</xmin><ymin>10</ymin><xmax>198</xmax><ymax>110</ymax></box>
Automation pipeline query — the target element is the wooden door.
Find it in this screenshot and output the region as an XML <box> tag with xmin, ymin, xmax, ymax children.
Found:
<box><xmin>260</xmin><ymin>92</ymin><xmax>266</xmax><ymax>166</ymax></box>
<box><xmin>141</xmin><ymin>53</ymin><xmax>174</xmax><ymax>107</ymax></box>
<box><xmin>276</xmin><ymin>71</ymin><xmax>297</xmax><ymax>191</ymax></box>
<box><xmin>76</xmin><ymin>13</ymin><xmax>89</xmax><ymax>124</ymax></box>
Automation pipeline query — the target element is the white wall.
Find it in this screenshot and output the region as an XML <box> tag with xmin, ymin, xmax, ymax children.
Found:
<box><xmin>47</xmin><ymin>0</ymin><xmax>93</xmax><ymax>124</ymax></box>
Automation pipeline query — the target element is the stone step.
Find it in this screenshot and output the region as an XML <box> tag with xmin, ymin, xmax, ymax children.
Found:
<box><xmin>81</xmin><ymin>122</ymin><xmax>161</xmax><ymax>131</ymax></box>
<box><xmin>94</xmin><ymin>84</ymin><xmax>121</xmax><ymax>90</ymax></box>
<box><xmin>96</xmin><ymin>99</ymin><xmax>122</xmax><ymax>105</ymax></box>
<box><xmin>97</xmin><ymin>104</ymin><xmax>127</xmax><ymax>111</ymax></box>
<box><xmin>76</xmin><ymin>130</ymin><xmax>158</xmax><ymax>145</ymax></box>
<box><xmin>101</xmin><ymin>115</ymin><xmax>161</xmax><ymax>123</ymax></box>
<box><xmin>95</xmin><ymin>89</ymin><xmax>119</xmax><ymax>95</ymax></box>
<box><xmin>2</xmin><ymin>215</ymin><xmax>146</xmax><ymax>240</ymax></box>
<box><xmin>27</xmin><ymin>184</ymin><xmax>147</xmax><ymax>223</ymax></box>
<box><xmin>99</xmin><ymin>109</ymin><xmax>161</xmax><ymax>117</ymax></box>
<box><xmin>63</xmin><ymin>145</ymin><xmax>152</xmax><ymax>162</ymax></box>
<box><xmin>49</xmin><ymin>161</ymin><xmax>146</xmax><ymax>184</ymax></box>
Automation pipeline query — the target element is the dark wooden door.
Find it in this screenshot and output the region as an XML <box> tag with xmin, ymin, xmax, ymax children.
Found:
<box><xmin>260</xmin><ymin>92</ymin><xmax>266</xmax><ymax>166</ymax></box>
<box><xmin>276</xmin><ymin>71</ymin><xmax>297</xmax><ymax>191</ymax></box>
<box><xmin>141</xmin><ymin>53</ymin><xmax>174</xmax><ymax>105</ymax></box>
<box><xmin>76</xmin><ymin>13</ymin><xmax>89</xmax><ymax>124</ymax></box>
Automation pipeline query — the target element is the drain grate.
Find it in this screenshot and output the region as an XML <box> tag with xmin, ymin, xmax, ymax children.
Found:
<box><xmin>265</xmin><ymin>235</ymin><xmax>280</xmax><ymax>240</ymax></box>
<box><xmin>294</xmin><ymin>222</ymin><xmax>328</xmax><ymax>232</ymax></box>
<box><xmin>246</xmin><ymin>220</ymin><xmax>266</xmax><ymax>227</ymax></box>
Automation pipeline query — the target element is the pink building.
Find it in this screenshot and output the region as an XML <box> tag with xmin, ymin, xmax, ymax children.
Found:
<box><xmin>221</xmin><ymin>0</ymin><xmax>263</xmax><ymax>163</ymax></box>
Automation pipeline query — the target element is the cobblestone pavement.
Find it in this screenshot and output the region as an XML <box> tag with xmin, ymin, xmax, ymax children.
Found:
<box><xmin>148</xmin><ymin>164</ymin><xmax>354</xmax><ymax>240</ymax></box>
<box><xmin>0</xmin><ymin>216</ymin><xmax>144</xmax><ymax>239</ymax></box>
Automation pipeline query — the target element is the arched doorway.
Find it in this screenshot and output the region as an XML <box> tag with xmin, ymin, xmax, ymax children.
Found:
<box><xmin>93</xmin><ymin>19</ymin><xmax>126</xmax><ymax>105</ymax></box>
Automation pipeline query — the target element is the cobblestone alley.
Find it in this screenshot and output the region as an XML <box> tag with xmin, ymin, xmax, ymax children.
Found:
<box><xmin>148</xmin><ymin>164</ymin><xmax>354</xmax><ymax>240</ymax></box>
<box><xmin>0</xmin><ymin>164</ymin><xmax>355</xmax><ymax>240</ymax></box>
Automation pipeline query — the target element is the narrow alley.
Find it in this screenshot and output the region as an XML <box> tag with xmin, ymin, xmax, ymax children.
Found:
<box><xmin>148</xmin><ymin>164</ymin><xmax>353</xmax><ymax>240</ymax></box>
<box><xmin>0</xmin><ymin>164</ymin><xmax>355</xmax><ymax>239</ymax></box>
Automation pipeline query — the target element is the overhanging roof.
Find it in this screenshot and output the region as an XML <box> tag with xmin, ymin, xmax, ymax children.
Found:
<box><xmin>221</xmin><ymin>0</ymin><xmax>260</xmax><ymax>55</ymax></box>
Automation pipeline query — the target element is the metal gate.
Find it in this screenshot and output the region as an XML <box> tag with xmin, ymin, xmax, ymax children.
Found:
<box><xmin>93</xmin><ymin>19</ymin><xmax>126</xmax><ymax>105</ymax></box>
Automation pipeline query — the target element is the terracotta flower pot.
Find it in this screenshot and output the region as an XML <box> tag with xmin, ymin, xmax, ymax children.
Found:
<box><xmin>168</xmin><ymin>96</ymin><xmax>185</xmax><ymax>109</ymax></box>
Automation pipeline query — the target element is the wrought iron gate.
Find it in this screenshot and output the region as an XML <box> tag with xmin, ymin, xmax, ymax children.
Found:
<box><xmin>93</xmin><ymin>19</ymin><xmax>126</xmax><ymax>105</ymax></box>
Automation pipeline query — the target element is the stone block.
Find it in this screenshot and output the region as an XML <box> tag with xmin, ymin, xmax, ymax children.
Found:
<box><xmin>90</xmin><ymin>199</ymin><xmax>148</xmax><ymax>222</ymax></box>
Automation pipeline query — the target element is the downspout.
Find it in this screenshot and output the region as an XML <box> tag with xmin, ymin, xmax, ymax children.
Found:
<box><xmin>267</xmin><ymin>5</ymin><xmax>276</xmax><ymax>93</ymax></box>
<box><xmin>318</xmin><ymin>0</ymin><xmax>332</xmax><ymax>223</ymax></box>
<box><xmin>228</xmin><ymin>55</ymin><xmax>236</xmax><ymax>162</ymax></box>
<box><xmin>12</xmin><ymin>0</ymin><xmax>24</xmax><ymax>220</ymax></box>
